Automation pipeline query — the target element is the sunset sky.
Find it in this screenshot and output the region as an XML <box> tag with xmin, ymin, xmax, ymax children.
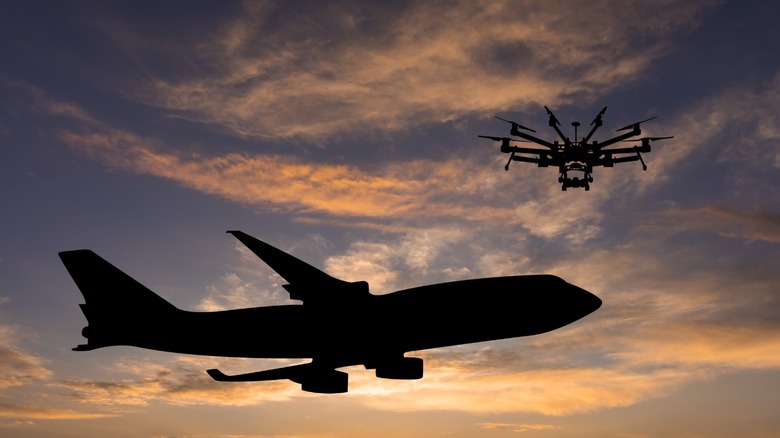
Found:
<box><xmin>2</xmin><ymin>1</ymin><xmax>780</xmax><ymax>437</ymax></box>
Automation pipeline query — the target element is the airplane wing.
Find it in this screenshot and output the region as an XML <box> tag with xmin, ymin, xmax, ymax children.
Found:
<box><xmin>208</xmin><ymin>362</ymin><xmax>349</xmax><ymax>393</ymax></box>
<box><xmin>227</xmin><ymin>231</ymin><xmax>369</xmax><ymax>304</ymax></box>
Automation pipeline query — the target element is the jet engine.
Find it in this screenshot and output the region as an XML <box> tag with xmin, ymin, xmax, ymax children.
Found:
<box><xmin>375</xmin><ymin>356</ymin><xmax>423</xmax><ymax>380</ymax></box>
<box><xmin>295</xmin><ymin>368</ymin><xmax>349</xmax><ymax>394</ymax></box>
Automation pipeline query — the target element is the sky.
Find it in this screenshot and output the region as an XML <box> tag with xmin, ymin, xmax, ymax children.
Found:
<box><xmin>1</xmin><ymin>0</ymin><xmax>780</xmax><ymax>436</ymax></box>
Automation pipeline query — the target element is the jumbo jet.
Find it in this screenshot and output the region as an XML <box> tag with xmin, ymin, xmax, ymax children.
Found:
<box><xmin>59</xmin><ymin>231</ymin><xmax>601</xmax><ymax>394</ymax></box>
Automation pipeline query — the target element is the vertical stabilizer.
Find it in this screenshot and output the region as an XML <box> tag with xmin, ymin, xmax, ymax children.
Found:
<box><xmin>59</xmin><ymin>250</ymin><xmax>178</xmax><ymax>351</ymax></box>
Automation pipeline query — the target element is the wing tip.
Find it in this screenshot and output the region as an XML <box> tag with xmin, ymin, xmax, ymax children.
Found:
<box><xmin>207</xmin><ymin>369</ymin><xmax>228</xmax><ymax>381</ymax></box>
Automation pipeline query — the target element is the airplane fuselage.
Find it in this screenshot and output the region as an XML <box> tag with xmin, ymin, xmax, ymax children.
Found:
<box><xmin>124</xmin><ymin>275</ymin><xmax>599</xmax><ymax>368</ymax></box>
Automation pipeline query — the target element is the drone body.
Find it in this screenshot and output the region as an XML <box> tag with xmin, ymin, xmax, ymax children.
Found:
<box><xmin>480</xmin><ymin>106</ymin><xmax>673</xmax><ymax>190</ymax></box>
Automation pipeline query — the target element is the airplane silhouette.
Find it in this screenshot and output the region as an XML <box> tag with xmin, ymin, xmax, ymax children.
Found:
<box><xmin>59</xmin><ymin>231</ymin><xmax>602</xmax><ymax>393</ymax></box>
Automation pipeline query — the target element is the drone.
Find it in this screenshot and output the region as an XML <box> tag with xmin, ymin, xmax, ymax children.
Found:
<box><xmin>479</xmin><ymin>106</ymin><xmax>673</xmax><ymax>191</ymax></box>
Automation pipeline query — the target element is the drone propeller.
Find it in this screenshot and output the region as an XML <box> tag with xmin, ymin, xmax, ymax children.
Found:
<box><xmin>616</xmin><ymin>116</ymin><xmax>657</xmax><ymax>132</ymax></box>
<box><xmin>582</xmin><ymin>106</ymin><xmax>608</xmax><ymax>143</ymax></box>
<box><xmin>494</xmin><ymin>116</ymin><xmax>536</xmax><ymax>133</ymax></box>
<box><xmin>544</xmin><ymin>106</ymin><xmax>561</xmax><ymax>126</ymax></box>
<box><xmin>590</xmin><ymin>106</ymin><xmax>608</xmax><ymax>126</ymax></box>
<box><xmin>621</xmin><ymin>136</ymin><xmax>674</xmax><ymax>142</ymax></box>
<box><xmin>478</xmin><ymin>135</ymin><xmax>529</xmax><ymax>142</ymax></box>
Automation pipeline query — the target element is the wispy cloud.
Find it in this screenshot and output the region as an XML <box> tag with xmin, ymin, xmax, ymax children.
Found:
<box><xmin>479</xmin><ymin>422</ymin><xmax>558</xmax><ymax>433</ymax></box>
<box><xmin>0</xmin><ymin>323</ymin><xmax>112</xmax><ymax>421</ymax></box>
<box><xmin>638</xmin><ymin>71</ymin><xmax>780</xmax><ymax>193</ymax></box>
<box><xmin>52</xmin><ymin>356</ymin><xmax>305</xmax><ymax>410</ymax></box>
<box><xmin>0</xmin><ymin>403</ymin><xmax>110</xmax><ymax>420</ymax></box>
<box><xmin>0</xmin><ymin>325</ymin><xmax>52</xmax><ymax>389</ymax></box>
<box><xmin>30</xmin><ymin>228</ymin><xmax>780</xmax><ymax>418</ymax></box>
<box><xmin>612</xmin><ymin>323</ymin><xmax>780</xmax><ymax>370</ymax></box>
<box><xmin>54</xmin><ymin>119</ymin><xmax>615</xmax><ymax>244</ymax></box>
<box><xmin>651</xmin><ymin>205</ymin><xmax>780</xmax><ymax>243</ymax></box>
<box><xmin>37</xmin><ymin>88</ymin><xmax>780</xmax><ymax>417</ymax></box>
<box><xmin>99</xmin><ymin>1</ymin><xmax>714</xmax><ymax>140</ymax></box>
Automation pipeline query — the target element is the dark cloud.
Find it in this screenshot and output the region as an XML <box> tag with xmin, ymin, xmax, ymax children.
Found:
<box><xmin>469</xmin><ymin>41</ymin><xmax>535</xmax><ymax>78</ymax></box>
<box><xmin>652</xmin><ymin>205</ymin><xmax>780</xmax><ymax>244</ymax></box>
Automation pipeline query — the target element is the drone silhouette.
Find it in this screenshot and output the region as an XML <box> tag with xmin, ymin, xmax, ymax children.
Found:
<box><xmin>480</xmin><ymin>106</ymin><xmax>673</xmax><ymax>191</ymax></box>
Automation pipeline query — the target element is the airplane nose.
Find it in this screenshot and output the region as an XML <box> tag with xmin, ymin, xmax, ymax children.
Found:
<box><xmin>572</xmin><ymin>284</ymin><xmax>602</xmax><ymax>315</ymax></box>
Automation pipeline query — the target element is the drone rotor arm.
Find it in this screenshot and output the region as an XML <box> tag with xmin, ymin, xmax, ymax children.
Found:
<box><xmin>594</xmin><ymin>126</ymin><xmax>645</xmax><ymax>149</ymax></box>
<box><xmin>511</xmin><ymin>130</ymin><xmax>557</xmax><ymax>149</ymax></box>
<box><xmin>606</xmin><ymin>153</ymin><xmax>647</xmax><ymax>170</ymax></box>
<box><xmin>582</xmin><ymin>106</ymin><xmax>608</xmax><ymax>143</ymax></box>
<box><xmin>505</xmin><ymin>146</ymin><xmax>554</xmax><ymax>155</ymax></box>
<box><xmin>598</xmin><ymin>144</ymin><xmax>650</xmax><ymax>155</ymax></box>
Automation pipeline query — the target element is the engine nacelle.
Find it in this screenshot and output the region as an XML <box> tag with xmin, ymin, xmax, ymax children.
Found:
<box><xmin>296</xmin><ymin>368</ymin><xmax>349</xmax><ymax>394</ymax></box>
<box><xmin>375</xmin><ymin>357</ymin><xmax>423</xmax><ymax>380</ymax></box>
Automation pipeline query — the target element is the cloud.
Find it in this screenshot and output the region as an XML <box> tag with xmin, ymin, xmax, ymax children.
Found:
<box><xmin>58</xmin><ymin>128</ymin><xmax>472</xmax><ymax>219</ymax></box>
<box><xmin>0</xmin><ymin>325</ymin><xmax>52</xmax><ymax>389</ymax></box>
<box><xmin>347</xmin><ymin>362</ymin><xmax>690</xmax><ymax>415</ymax></box>
<box><xmin>614</xmin><ymin>323</ymin><xmax>780</xmax><ymax>370</ymax></box>
<box><xmin>52</xmin><ymin>356</ymin><xmax>307</xmax><ymax>410</ymax></box>
<box><xmin>651</xmin><ymin>206</ymin><xmax>780</xmax><ymax>243</ymax></box>
<box><xmin>479</xmin><ymin>423</ymin><xmax>558</xmax><ymax>433</ymax></box>
<box><xmin>323</xmin><ymin>227</ymin><xmax>474</xmax><ymax>292</ymax></box>
<box><xmin>49</xmin><ymin>350</ymin><xmax>679</xmax><ymax>417</ymax></box>
<box><xmin>10</xmin><ymin>19</ymin><xmax>780</xmax><ymax>419</ymax></box>
<box><xmin>46</xmin><ymin>315</ymin><xmax>780</xmax><ymax>417</ymax></box>
<box><xmin>101</xmin><ymin>1</ymin><xmax>714</xmax><ymax>140</ymax></box>
<box><xmin>0</xmin><ymin>76</ymin><xmax>100</xmax><ymax>125</ymax></box>
<box><xmin>0</xmin><ymin>323</ymin><xmax>114</xmax><ymax>421</ymax></box>
<box><xmin>33</xmin><ymin>225</ymin><xmax>780</xmax><ymax>417</ymax></box>
<box><xmin>55</xmin><ymin>120</ymin><xmax>620</xmax><ymax>244</ymax></box>
<box><xmin>343</xmin><ymin>317</ymin><xmax>780</xmax><ymax>416</ymax></box>
<box><xmin>0</xmin><ymin>403</ymin><xmax>110</xmax><ymax>420</ymax></box>
<box><xmin>637</xmin><ymin>71</ymin><xmax>780</xmax><ymax>194</ymax></box>
<box><xmin>198</xmin><ymin>270</ymin><xmax>287</xmax><ymax>311</ymax></box>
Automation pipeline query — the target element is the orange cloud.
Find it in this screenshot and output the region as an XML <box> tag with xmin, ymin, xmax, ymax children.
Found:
<box><xmin>0</xmin><ymin>403</ymin><xmax>110</xmax><ymax>420</ymax></box>
<box><xmin>57</xmin><ymin>125</ymin><xmax>618</xmax><ymax>244</ymax></box>
<box><xmin>109</xmin><ymin>2</ymin><xmax>714</xmax><ymax>140</ymax></box>
<box><xmin>344</xmin><ymin>363</ymin><xmax>689</xmax><ymax>416</ymax></box>
<box><xmin>50</xmin><ymin>356</ymin><xmax>310</xmax><ymax>410</ymax></box>
<box><xmin>479</xmin><ymin>423</ymin><xmax>558</xmax><ymax>433</ymax></box>
<box><xmin>0</xmin><ymin>325</ymin><xmax>52</xmax><ymax>389</ymax></box>
<box><xmin>614</xmin><ymin>323</ymin><xmax>780</xmax><ymax>370</ymax></box>
<box><xmin>652</xmin><ymin>206</ymin><xmax>780</xmax><ymax>243</ymax></box>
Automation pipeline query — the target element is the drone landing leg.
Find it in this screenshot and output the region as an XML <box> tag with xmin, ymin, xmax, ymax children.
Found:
<box><xmin>504</xmin><ymin>152</ymin><xmax>515</xmax><ymax>171</ymax></box>
<box><xmin>636</xmin><ymin>152</ymin><xmax>647</xmax><ymax>171</ymax></box>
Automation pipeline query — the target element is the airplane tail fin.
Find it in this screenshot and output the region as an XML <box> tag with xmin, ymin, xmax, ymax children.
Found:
<box><xmin>59</xmin><ymin>250</ymin><xmax>179</xmax><ymax>351</ymax></box>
